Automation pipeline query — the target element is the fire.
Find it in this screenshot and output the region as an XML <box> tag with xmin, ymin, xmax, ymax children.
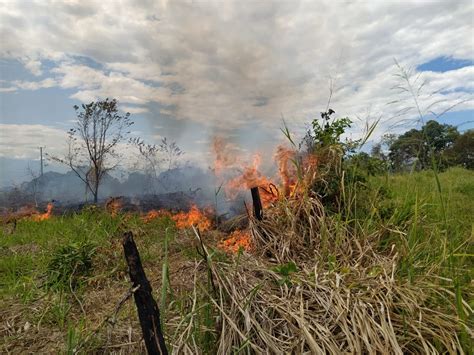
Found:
<box><xmin>32</xmin><ymin>202</ymin><xmax>53</xmax><ymax>221</ymax></box>
<box><xmin>212</xmin><ymin>135</ymin><xmax>320</xmax><ymax>206</ymax></box>
<box><xmin>172</xmin><ymin>205</ymin><xmax>211</xmax><ymax>231</ymax></box>
<box><xmin>218</xmin><ymin>229</ymin><xmax>252</xmax><ymax>253</ymax></box>
<box><xmin>106</xmin><ymin>197</ymin><xmax>123</xmax><ymax>217</ymax></box>
<box><xmin>141</xmin><ymin>209</ymin><xmax>171</xmax><ymax>223</ymax></box>
<box><xmin>142</xmin><ymin>205</ymin><xmax>211</xmax><ymax>231</ymax></box>
<box><xmin>224</xmin><ymin>154</ymin><xmax>279</xmax><ymax>206</ymax></box>
<box><xmin>275</xmin><ymin>146</ymin><xmax>298</xmax><ymax>197</ymax></box>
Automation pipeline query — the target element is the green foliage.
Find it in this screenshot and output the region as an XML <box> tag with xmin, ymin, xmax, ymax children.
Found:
<box><xmin>387</xmin><ymin>120</ymin><xmax>460</xmax><ymax>171</ymax></box>
<box><xmin>443</xmin><ymin>129</ymin><xmax>474</xmax><ymax>169</ymax></box>
<box><xmin>65</xmin><ymin>324</ymin><xmax>81</xmax><ymax>355</ymax></box>
<box><xmin>303</xmin><ymin>109</ymin><xmax>353</xmax><ymax>152</ymax></box>
<box><xmin>345</xmin><ymin>152</ymin><xmax>388</xmax><ymax>176</ymax></box>
<box><xmin>272</xmin><ymin>261</ymin><xmax>298</xmax><ymax>286</ymax></box>
<box><xmin>46</xmin><ymin>240</ymin><xmax>96</xmax><ymax>290</ymax></box>
<box><xmin>300</xmin><ymin>109</ymin><xmax>357</xmax><ymax>211</ymax></box>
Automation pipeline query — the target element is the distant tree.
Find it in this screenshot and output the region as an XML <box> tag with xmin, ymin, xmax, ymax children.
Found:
<box><xmin>370</xmin><ymin>143</ymin><xmax>384</xmax><ymax>160</ymax></box>
<box><xmin>347</xmin><ymin>152</ymin><xmax>387</xmax><ymax>176</ymax></box>
<box><xmin>131</xmin><ymin>137</ymin><xmax>184</xmax><ymax>193</ymax></box>
<box><xmin>388</xmin><ymin>120</ymin><xmax>459</xmax><ymax>171</ymax></box>
<box><xmin>388</xmin><ymin>128</ymin><xmax>425</xmax><ymax>170</ymax></box>
<box><xmin>26</xmin><ymin>164</ymin><xmax>41</xmax><ymax>207</ymax></box>
<box><xmin>444</xmin><ymin>129</ymin><xmax>474</xmax><ymax>169</ymax></box>
<box><xmin>131</xmin><ymin>139</ymin><xmax>161</xmax><ymax>193</ymax></box>
<box><xmin>159</xmin><ymin>137</ymin><xmax>184</xmax><ymax>171</ymax></box>
<box><xmin>49</xmin><ymin>99</ymin><xmax>133</xmax><ymax>203</ymax></box>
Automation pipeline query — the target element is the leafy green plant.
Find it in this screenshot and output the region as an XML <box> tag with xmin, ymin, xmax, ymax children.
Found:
<box><xmin>300</xmin><ymin>109</ymin><xmax>355</xmax><ymax>210</ymax></box>
<box><xmin>46</xmin><ymin>240</ymin><xmax>96</xmax><ymax>290</ymax></box>
<box><xmin>272</xmin><ymin>262</ymin><xmax>298</xmax><ymax>286</ymax></box>
<box><xmin>310</xmin><ymin>111</ymin><xmax>352</xmax><ymax>150</ymax></box>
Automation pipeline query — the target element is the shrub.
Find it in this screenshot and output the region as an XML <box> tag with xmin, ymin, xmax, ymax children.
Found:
<box><xmin>46</xmin><ymin>241</ymin><xmax>96</xmax><ymax>290</ymax></box>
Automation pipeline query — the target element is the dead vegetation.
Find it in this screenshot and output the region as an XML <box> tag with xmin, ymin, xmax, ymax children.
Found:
<box><xmin>167</xmin><ymin>189</ymin><xmax>471</xmax><ymax>354</ymax></box>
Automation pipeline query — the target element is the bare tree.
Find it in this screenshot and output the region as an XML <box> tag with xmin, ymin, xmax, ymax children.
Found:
<box><xmin>132</xmin><ymin>137</ymin><xmax>184</xmax><ymax>193</ymax></box>
<box><xmin>131</xmin><ymin>138</ymin><xmax>162</xmax><ymax>194</ymax></box>
<box><xmin>159</xmin><ymin>137</ymin><xmax>184</xmax><ymax>171</ymax></box>
<box><xmin>49</xmin><ymin>98</ymin><xmax>133</xmax><ymax>203</ymax></box>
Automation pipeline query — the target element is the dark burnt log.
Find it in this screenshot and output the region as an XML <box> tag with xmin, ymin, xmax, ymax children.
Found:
<box><xmin>122</xmin><ymin>231</ymin><xmax>168</xmax><ymax>355</ymax></box>
<box><xmin>251</xmin><ymin>187</ymin><xmax>263</xmax><ymax>221</ymax></box>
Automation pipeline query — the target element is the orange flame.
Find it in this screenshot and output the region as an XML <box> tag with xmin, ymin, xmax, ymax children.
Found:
<box><xmin>212</xmin><ymin>135</ymin><xmax>319</xmax><ymax>204</ymax></box>
<box><xmin>172</xmin><ymin>205</ymin><xmax>211</xmax><ymax>231</ymax></box>
<box><xmin>224</xmin><ymin>154</ymin><xmax>278</xmax><ymax>206</ymax></box>
<box><xmin>275</xmin><ymin>146</ymin><xmax>298</xmax><ymax>197</ymax></box>
<box><xmin>141</xmin><ymin>209</ymin><xmax>171</xmax><ymax>223</ymax></box>
<box><xmin>218</xmin><ymin>229</ymin><xmax>252</xmax><ymax>253</ymax></box>
<box><xmin>142</xmin><ymin>205</ymin><xmax>211</xmax><ymax>231</ymax></box>
<box><xmin>106</xmin><ymin>197</ymin><xmax>123</xmax><ymax>217</ymax></box>
<box><xmin>33</xmin><ymin>202</ymin><xmax>53</xmax><ymax>221</ymax></box>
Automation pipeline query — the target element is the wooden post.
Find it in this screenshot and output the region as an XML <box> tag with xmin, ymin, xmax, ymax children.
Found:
<box><xmin>250</xmin><ymin>187</ymin><xmax>263</xmax><ymax>221</ymax></box>
<box><xmin>122</xmin><ymin>231</ymin><xmax>168</xmax><ymax>355</ymax></box>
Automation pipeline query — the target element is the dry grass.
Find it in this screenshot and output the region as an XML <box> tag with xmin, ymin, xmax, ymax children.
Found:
<box><xmin>207</xmin><ymin>256</ymin><xmax>470</xmax><ymax>354</ymax></box>
<box><xmin>170</xmin><ymin>186</ymin><xmax>472</xmax><ymax>354</ymax></box>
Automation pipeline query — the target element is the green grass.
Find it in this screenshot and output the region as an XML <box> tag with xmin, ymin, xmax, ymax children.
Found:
<box><xmin>372</xmin><ymin>167</ymin><xmax>473</xmax><ymax>340</ymax></box>
<box><xmin>0</xmin><ymin>167</ymin><xmax>472</xmax><ymax>352</ymax></box>
<box><xmin>0</xmin><ymin>209</ymin><xmax>184</xmax><ymax>353</ymax></box>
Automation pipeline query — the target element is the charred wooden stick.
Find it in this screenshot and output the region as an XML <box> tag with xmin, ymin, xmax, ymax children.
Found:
<box><xmin>122</xmin><ymin>231</ymin><xmax>168</xmax><ymax>355</ymax></box>
<box><xmin>250</xmin><ymin>186</ymin><xmax>263</xmax><ymax>221</ymax></box>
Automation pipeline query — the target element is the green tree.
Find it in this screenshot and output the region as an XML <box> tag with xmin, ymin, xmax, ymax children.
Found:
<box><xmin>348</xmin><ymin>152</ymin><xmax>387</xmax><ymax>176</ymax></box>
<box><xmin>388</xmin><ymin>120</ymin><xmax>459</xmax><ymax>171</ymax></box>
<box><xmin>444</xmin><ymin>129</ymin><xmax>474</xmax><ymax>169</ymax></box>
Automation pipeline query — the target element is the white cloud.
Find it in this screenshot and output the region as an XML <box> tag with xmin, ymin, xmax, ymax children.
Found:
<box><xmin>22</xmin><ymin>57</ymin><xmax>42</xmax><ymax>76</ymax></box>
<box><xmin>121</xmin><ymin>105</ymin><xmax>149</xmax><ymax>114</ymax></box>
<box><xmin>13</xmin><ymin>78</ymin><xmax>57</xmax><ymax>90</ymax></box>
<box><xmin>50</xmin><ymin>63</ymin><xmax>173</xmax><ymax>105</ymax></box>
<box><xmin>0</xmin><ymin>87</ymin><xmax>16</xmax><ymax>93</ymax></box>
<box><xmin>0</xmin><ymin>0</ymin><xmax>472</xmax><ymax>143</ymax></box>
<box><xmin>0</xmin><ymin>124</ymin><xmax>67</xmax><ymax>159</ymax></box>
<box><xmin>0</xmin><ymin>124</ymin><xmax>144</xmax><ymax>173</ymax></box>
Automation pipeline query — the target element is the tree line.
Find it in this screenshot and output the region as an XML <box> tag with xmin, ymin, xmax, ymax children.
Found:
<box><xmin>350</xmin><ymin>120</ymin><xmax>473</xmax><ymax>175</ymax></box>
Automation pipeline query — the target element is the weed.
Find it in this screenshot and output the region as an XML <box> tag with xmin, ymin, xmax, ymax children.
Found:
<box><xmin>46</xmin><ymin>240</ymin><xmax>96</xmax><ymax>290</ymax></box>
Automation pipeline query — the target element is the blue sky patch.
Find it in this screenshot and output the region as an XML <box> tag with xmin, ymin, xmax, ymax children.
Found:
<box><xmin>417</xmin><ymin>56</ymin><xmax>473</xmax><ymax>73</ymax></box>
<box><xmin>434</xmin><ymin>109</ymin><xmax>474</xmax><ymax>132</ymax></box>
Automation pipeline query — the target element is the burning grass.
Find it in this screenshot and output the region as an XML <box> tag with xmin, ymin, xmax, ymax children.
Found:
<box><xmin>170</xmin><ymin>149</ymin><xmax>473</xmax><ymax>353</ymax></box>
<box><xmin>0</xmin><ymin>168</ymin><xmax>472</xmax><ymax>353</ymax></box>
<box><xmin>218</xmin><ymin>229</ymin><xmax>252</xmax><ymax>253</ymax></box>
<box><xmin>142</xmin><ymin>204</ymin><xmax>212</xmax><ymax>231</ymax></box>
<box><xmin>1</xmin><ymin>202</ymin><xmax>54</xmax><ymax>226</ymax></box>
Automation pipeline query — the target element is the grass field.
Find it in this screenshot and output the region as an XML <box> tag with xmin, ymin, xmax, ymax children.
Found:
<box><xmin>1</xmin><ymin>167</ymin><xmax>473</xmax><ymax>353</ymax></box>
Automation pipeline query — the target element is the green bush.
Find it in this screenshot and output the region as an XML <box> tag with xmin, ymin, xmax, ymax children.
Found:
<box><xmin>46</xmin><ymin>241</ymin><xmax>96</xmax><ymax>290</ymax></box>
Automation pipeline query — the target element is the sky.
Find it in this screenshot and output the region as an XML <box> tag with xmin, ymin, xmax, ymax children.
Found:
<box><xmin>0</xmin><ymin>0</ymin><xmax>473</xmax><ymax>187</ymax></box>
